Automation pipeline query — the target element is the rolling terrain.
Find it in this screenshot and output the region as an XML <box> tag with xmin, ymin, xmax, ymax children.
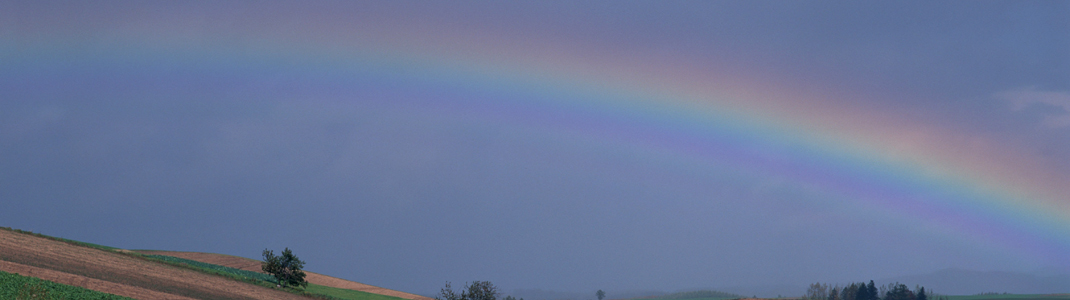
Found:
<box><xmin>134</xmin><ymin>250</ymin><xmax>432</xmax><ymax>300</ymax></box>
<box><xmin>0</xmin><ymin>227</ymin><xmax>429</xmax><ymax>300</ymax></box>
<box><xmin>4</xmin><ymin>227</ymin><xmax>1067</xmax><ymax>300</ymax></box>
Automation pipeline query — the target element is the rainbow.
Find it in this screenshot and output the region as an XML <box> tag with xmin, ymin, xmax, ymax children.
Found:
<box><xmin>4</xmin><ymin>13</ymin><xmax>1069</xmax><ymax>266</ymax></box>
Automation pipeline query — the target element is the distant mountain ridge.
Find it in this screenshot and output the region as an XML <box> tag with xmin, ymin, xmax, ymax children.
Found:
<box><xmin>880</xmin><ymin>268</ymin><xmax>1070</xmax><ymax>295</ymax></box>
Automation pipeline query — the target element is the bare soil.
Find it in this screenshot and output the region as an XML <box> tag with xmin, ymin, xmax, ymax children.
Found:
<box><xmin>0</xmin><ymin>229</ymin><xmax>308</xmax><ymax>300</ymax></box>
<box><xmin>136</xmin><ymin>250</ymin><xmax>434</xmax><ymax>300</ymax></box>
<box><xmin>0</xmin><ymin>260</ymin><xmax>196</xmax><ymax>300</ymax></box>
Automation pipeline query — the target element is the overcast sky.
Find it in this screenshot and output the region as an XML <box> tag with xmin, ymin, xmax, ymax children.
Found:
<box><xmin>2</xmin><ymin>1</ymin><xmax>1069</xmax><ymax>297</ymax></box>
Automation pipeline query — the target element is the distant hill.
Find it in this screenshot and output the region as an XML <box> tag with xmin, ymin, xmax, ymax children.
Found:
<box><xmin>650</xmin><ymin>290</ymin><xmax>744</xmax><ymax>299</ymax></box>
<box><xmin>881</xmin><ymin>268</ymin><xmax>1070</xmax><ymax>295</ymax></box>
<box><xmin>715</xmin><ymin>285</ymin><xmax>805</xmax><ymax>299</ymax></box>
<box><xmin>505</xmin><ymin>288</ymin><xmax>668</xmax><ymax>300</ymax></box>
<box><xmin>506</xmin><ymin>288</ymin><xmax>746</xmax><ymax>300</ymax></box>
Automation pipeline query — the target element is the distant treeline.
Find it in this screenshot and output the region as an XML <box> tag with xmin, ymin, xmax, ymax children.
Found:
<box><xmin>626</xmin><ymin>290</ymin><xmax>744</xmax><ymax>300</ymax></box>
<box><xmin>805</xmin><ymin>281</ymin><xmax>943</xmax><ymax>300</ymax></box>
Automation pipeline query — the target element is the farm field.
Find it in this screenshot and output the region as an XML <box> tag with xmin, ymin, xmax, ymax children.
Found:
<box><xmin>0</xmin><ymin>227</ymin><xmax>305</xmax><ymax>299</ymax></box>
<box><xmin>1</xmin><ymin>270</ymin><xmax>133</xmax><ymax>300</ymax></box>
<box><xmin>0</xmin><ymin>227</ymin><xmax>428</xmax><ymax>300</ymax></box>
<box><xmin>305</xmin><ymin>284</ymin><xmax>418</xmax><ymax>300</ymax></box>
<box><xmin>135</xmin><ymin>251</ymin><xmax>412</xmax><ymax>300</ymax></box>
<box><xmin>135</xmin><ymin>250</ymin><xmax>433</xmax><ymax>300</ymax></box>
<box><xmin>0</xmin><ymin>260</ymin><xmax>195</xmax><ymax>300</ymax></box>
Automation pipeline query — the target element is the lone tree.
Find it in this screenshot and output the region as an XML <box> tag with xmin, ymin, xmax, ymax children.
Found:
<box><xmin>437</xmin><ymin>281</ymin><xmax>499</xmax><ymax>300</ymax></box>
<box><xmin>262</xmin><ymin>248</ymin><xmax>308</xmax><ymax>288</ymax></box>
<box><xmin>597</xmin><ymin>290</ymin><xmax>606</xmax><ymax>300</ymax></box>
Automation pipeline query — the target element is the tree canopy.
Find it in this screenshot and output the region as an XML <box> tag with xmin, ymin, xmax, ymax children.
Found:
<box><xmin>262</xmin><ymin>248</ymin><xmax>308</xmax><ymax>288</ymax></box>
<box><xmin>437</xmin><ymin>281</ymin><xmax>499</xmax><ymax>300</ymax></box>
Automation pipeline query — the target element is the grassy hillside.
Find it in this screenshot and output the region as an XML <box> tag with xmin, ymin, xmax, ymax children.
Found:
<box><xmin>0</xmin><ymin>227</ymin><xmax>413</xmax><ymax>300</ymax></box>
<box><xmin>140</xmin><ymin>253</ymin><xmax>279</xmax><ymax>284</ymax></box>
<box><xmin>306</xmin><ymin>284</ymin><xmax>415</xmax><ymax>300</ymax></box>
<box><xmin>0</xmin><ymin>227</ymin><xmax>304</xmax><ymax>299</ymax></box>
<box><xmin>133</xmin><ymin>250</ymin><xmax>433</xmax><ymax>300</ymax></box>
<box><xmin>143</xmin><ymin>252</ymin><xmax>408</xmax><ymax>300</ymax></box>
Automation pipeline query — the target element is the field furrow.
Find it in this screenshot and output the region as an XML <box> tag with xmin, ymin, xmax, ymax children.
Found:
<box><xmin>0</xmin><ymin>229</ymin><xmax>307</xmax><ymax>300</ymax></box>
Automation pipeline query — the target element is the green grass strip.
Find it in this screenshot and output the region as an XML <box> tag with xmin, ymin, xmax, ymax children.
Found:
<box><xmin>305</xmin><ymin>283</ymin><xmax>410</xmax><ymax>300</ymax></box>
<box><xmin>142</xmin><ymin>254</ymin><xmax>278</xmax><ymax>284</ymax></box>
<box><xmin>0</xmin><ymin>270</ymin><xmax>134</xmax><ymax>300</ymax></box>
<box><xmin>138</xmin><ymin>254</ymin><xmax>398</xmax><ymax>300</ymax></box>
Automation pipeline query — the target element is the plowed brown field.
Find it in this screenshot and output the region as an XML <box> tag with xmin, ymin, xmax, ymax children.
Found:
<box><xmin>135</xmin><ymin>250</ymin><xmax>433</xmax><ymax>300</ymax></box>
<box><xmin>0</xmin><ymin>229</ymin><xmax>307</xmax><ymax>300</ymax></box>
<box><xmin>0</xmin><ymin>260</ymin><xmax>196</xmax><ymax>300</ymax></box>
